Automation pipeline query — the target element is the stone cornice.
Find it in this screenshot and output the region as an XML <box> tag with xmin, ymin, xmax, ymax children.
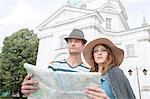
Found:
<box><xmin>36</xmin><ymin>6</ymin><xmax>94</xmax><ymax>29</ymax></box>
<box><xmin>37</xmin><ymin>12</ymin><xmax>103</xmax><ymax>31</ymax></box>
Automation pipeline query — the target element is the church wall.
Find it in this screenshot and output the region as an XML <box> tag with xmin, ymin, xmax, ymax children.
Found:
<box><xmin>36</xmin><ymin>14</ymin><xmax>102</xmax><ymax>67</ymax></box>
<box><xmin>118</xmin><ymin>30</ymin><xmax>150</xmax><ymax>99</ymax></box>
<box><xmin>100</xmin><ymin>12</ymin><xmax>126</xmax><ymax>32</ymax></box>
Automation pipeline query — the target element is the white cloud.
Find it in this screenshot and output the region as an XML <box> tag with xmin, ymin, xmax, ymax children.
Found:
<box><xmin>1</xmin><ymin>1</ymin><xmax>28</xmax><ymax>24</ymax></box>
<box><xmin>124</xmin><ymin>0</ymin><xmax>147</xmax><ymax>1</ymax></box>
<box><xmin>0</xmin><ymin>0</ymin><xmax>41</xmax><ymax>26</ymax></box>
<box><xmin>0</xmin><ymin>0</ymin><xmax>42</xmax><ymax>50</ymax></box>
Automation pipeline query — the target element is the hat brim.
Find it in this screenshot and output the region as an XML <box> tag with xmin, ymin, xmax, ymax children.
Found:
<box><xmin>65</xmin><ymin>37</ymin><xmax>87</xmax><ymax>43</ymax></box>
<box><xmin>83</xmin><ymin>38</ymin><xmax>124</xmax><ymax>68</ymax></box>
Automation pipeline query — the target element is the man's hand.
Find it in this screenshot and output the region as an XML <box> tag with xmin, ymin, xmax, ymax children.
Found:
<box><xmin>85</xmin><ymin>86</ymin><xmax>109</xmax><ymax>99</ymax></box>
<box><xmin>21</xmin><ymin>74</ymin><xmax>39</xmax><ymax>96</ymax></box>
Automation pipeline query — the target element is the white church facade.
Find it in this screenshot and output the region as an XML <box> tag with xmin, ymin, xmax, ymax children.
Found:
<box><xmin>36</xmin><ymin>0</ymin><xmax>150</xmax><ymax>99</ymax></box>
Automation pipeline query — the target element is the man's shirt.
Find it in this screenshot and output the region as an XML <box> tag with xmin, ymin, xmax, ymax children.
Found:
<box><xmin>48</xmin><ymin>59</ymin><xmax>90</xmax><ymax>72</ymax></box>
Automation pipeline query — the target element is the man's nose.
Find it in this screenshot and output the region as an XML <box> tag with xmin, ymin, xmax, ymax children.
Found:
<box><xmin>70</xmin><ymin>41</ymin><xmax>75</xmax><ymax>45</ymax></box>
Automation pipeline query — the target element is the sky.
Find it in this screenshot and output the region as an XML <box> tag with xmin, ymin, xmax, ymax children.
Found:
<box><xmin>0</xmin><ymin>0</ymin><xmax>150</xmax><ymax>52</ymax></box>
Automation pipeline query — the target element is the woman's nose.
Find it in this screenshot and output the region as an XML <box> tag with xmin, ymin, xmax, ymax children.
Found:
<box><xmin>98</xmin><ymin>51</ymin><xmax>102</xmax><ymax>55</ymax></box>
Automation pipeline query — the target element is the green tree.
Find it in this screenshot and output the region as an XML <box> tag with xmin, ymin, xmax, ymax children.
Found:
<box><xmin>0</xmin><ymin>28</ymin><xmax>39</xmax><ymax>97</ymax></box>
<box><xmin>0</xmin><ymin>53</ymin><xmax>3</xmax><ymax>96</ymax></box>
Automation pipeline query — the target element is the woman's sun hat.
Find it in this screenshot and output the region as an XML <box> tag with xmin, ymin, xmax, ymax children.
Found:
<box><xmin>83</xmin><ymin>38</ymin><xmax>124</xmax><ymax>68</ymax></box>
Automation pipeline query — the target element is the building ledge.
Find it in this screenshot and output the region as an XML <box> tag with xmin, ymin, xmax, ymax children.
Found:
<box><xmin>142</xmin><ymin>86</ymin><xmax>150</xmax><ymax>91</ymax></box>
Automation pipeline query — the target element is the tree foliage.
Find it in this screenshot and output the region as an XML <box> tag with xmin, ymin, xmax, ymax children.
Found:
<box><xmin>0</xmin><ymin>28</ymin><xmax>39</xmax><ymax>97</ymax></box>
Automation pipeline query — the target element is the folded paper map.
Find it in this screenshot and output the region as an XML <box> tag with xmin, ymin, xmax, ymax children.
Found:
<box><xmin>24</xmin><ymin>63</ymin><xmax>101</xmax><ymax>99</ymax></box>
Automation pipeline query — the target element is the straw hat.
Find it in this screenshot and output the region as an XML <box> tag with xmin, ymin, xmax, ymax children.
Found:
<box><xmin>83</xmin><ymin>38</ymin><xmax>124</xmax><ymax>68</ymax></box>
<box><xmin>64</xmin><ymin>29</ymin><xmax>87</xmax><ymax>43</ymax></box>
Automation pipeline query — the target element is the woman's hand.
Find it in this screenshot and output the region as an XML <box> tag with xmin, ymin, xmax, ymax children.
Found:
<box><xmin>85</xmin><ymin>86</ymin><xmax>109</xmax><ymax>99</ymax></box>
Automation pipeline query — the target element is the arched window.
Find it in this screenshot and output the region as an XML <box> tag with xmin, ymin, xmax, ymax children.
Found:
<box><xmin>126</xmin><ymin>44</ymin><xmax>135</xmax><ymax>57</ymax></box>
<box><xmin>106</xmin><ymin>18</ymin><xmax>112</xmax><ymax>30</ymax></box>
<box><xmin>59</xmin><ymin>35</ymin><xmax>68</xmax><ymax>49</ymax></box>
<box><xmin>53</xmin><ymin>53</ymin><xmax>68</xmax><ymax>61</ymax></box>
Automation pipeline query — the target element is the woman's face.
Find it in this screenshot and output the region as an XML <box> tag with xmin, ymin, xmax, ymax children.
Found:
<box><xmin>93</xmin><ymin>44</ymin><xmax>108</xmax><ymax>65</ymax></box>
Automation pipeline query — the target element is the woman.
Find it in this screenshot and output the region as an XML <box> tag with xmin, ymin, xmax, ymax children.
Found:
<box><xmin>83</xmin><ymin>38</ymin><xmax>136</xmax><ymax>99</ymax></box>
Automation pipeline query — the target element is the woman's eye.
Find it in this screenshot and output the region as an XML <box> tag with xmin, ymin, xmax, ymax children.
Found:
<box><xmin>102</xmin><ymin>49</ymin><xmax>107</xmax><ymax>51</ymax></box>
<box><xmin>94</xmin><ymin>50</ymin><xmax>98</xmax><ymax>53</ymax></box>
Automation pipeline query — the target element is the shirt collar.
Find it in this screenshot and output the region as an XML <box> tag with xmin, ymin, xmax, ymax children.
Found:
<box><xmin>101</xmin><ymin>72</ymin><xmax>108</xmax><ymax>82</ymax></box>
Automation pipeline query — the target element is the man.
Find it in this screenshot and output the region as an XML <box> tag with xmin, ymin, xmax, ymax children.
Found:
<box><xmin>21</xmin><ymin>29</ymin><xmax>109</xmax><ymax>99</ymax></box>
<box><xmin>47</xmin><ymin>28</ymin><xmax>89</xmax><ymax>72</ymax></box>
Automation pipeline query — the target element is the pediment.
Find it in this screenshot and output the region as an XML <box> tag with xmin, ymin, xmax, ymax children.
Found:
<box><xmin>37</xmin><ymin>6</ymin><xmax>93</xmax><ymax>28</ymax></box>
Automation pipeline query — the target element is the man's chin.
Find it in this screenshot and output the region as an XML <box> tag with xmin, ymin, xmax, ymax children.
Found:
<box><xmin>70</xmin><ymin>52</ymin><xmax>79</xmax><ymax>55</ymax></box>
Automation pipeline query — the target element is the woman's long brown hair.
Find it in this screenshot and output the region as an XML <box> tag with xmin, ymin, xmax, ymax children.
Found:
<box><xmin>90</xmin><ymin>44</ymin><xmax>117</xmax><ymax>75</ymax></box>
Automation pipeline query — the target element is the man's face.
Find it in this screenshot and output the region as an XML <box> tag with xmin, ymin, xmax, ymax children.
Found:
<box><xmin>67</xmin><ymin>38</ymin><xmax>85</xmax><ymax>55</ymax></box>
